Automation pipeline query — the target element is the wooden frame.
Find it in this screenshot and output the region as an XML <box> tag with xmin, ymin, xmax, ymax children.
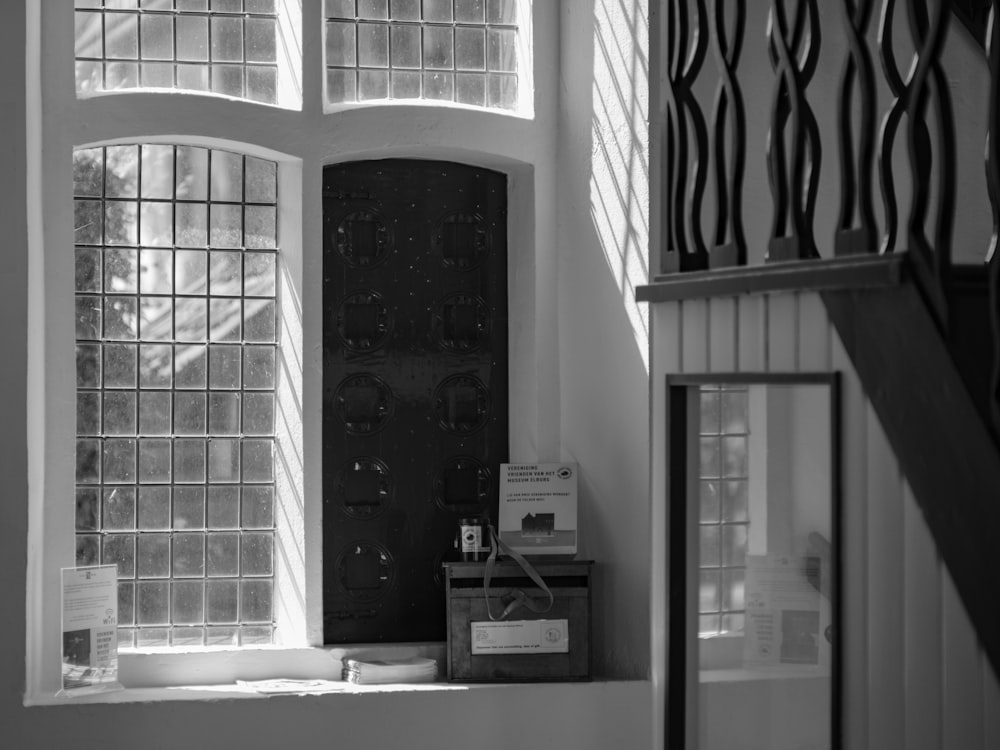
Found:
<box><xmin>663</xmin><ymin>372</ymin><xmax>842</xmax><ymax>750</ymax></box>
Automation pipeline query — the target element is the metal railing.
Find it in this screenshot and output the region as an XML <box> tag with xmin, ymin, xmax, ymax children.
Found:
<box><xmin>660</xmin><ymin>0</ymin><xmax>1000</xmax><ymax>435</ymax></box>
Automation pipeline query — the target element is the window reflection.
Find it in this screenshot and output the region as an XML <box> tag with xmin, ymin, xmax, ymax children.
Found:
<box><xmin>692</xmin><ymin>382</ymin><xmax>835</xmax><ymax>750</ymax></box>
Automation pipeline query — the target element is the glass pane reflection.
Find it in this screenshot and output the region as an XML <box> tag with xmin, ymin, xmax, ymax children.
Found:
<box><xmin>695</xmin><ymin>382</ymin><xmax>834</xmax><ymax>750</ymax></box>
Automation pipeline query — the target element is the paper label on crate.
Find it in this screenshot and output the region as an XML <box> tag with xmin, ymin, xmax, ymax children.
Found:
<box><xmin>470</xmin><ymin>619</ymin><xmax>569</xmax><ymax>654</ymax></box>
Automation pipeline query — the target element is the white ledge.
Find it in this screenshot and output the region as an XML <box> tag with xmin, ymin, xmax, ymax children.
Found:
<box><xmin>24</xmin><ymin>679</ymin><xmax>637</xmax><ymax>707</ymax></box>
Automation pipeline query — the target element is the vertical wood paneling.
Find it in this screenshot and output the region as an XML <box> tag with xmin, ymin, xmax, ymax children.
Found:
<box><xmin>651</xmin><ymin>302</ymin><xmax>681</xmax><ymax>750</ymax></box>
<box><xmin>942</xmin><ymin>566</ymin><xmax>984</xmax><ymax>750</ymax></box>
<box><xmin>736</xmin><ymin>295</ymin><xmax>765</xmax><ymax>371</ymax></box>
<box><xmin>831</xmin><ymin>328</ymin><xmax>869</xmax><ymax>750</ymax></box>
<box><xmin>866</xmin><ymin>406</ymin><xmax>905</xmax><ymax>750</ymax></box>
<box><xmin>903</xmin><ymin>481</ymin><xmax>943</xmax><ymax>750</ymax></box>
<box><xmin>653</xmin><ymin>288</ymin><xmax>1000</xmax><ymax>750</ymax></box>
<box><xmin>681</xmin><ymin>300</ymin><xmax>709</xmax><ymax>372</ymax></box>
<box><xmin>767</xmin><ymin>292</ymin><xmax>798</xmax><ymax>371</ymax></box>
<box><xmin>655</xmin><ymin>302</ymin><xmax>683</xmax><ymax>374</ymax></box>
<box><xmin>708</xmin><ymin>298</ymin><xmax>737</xmax><ymax>372</ymax></box>
<box><xmin>798</xmin><ymin>293</ymin><xmax>831</xmax><ymax>370</ymax></box>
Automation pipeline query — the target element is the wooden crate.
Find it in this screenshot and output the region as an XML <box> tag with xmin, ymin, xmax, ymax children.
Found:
<box><xmin>443</xmin><ymin>559</ymin><xmax>593</xmax><ymax>681</ymax></box>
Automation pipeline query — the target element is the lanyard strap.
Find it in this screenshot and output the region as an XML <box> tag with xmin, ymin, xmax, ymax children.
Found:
<box><xmin>482</xmin><ymin>525</ymin><xmax>555</xmax><ymax>621</ymax></box>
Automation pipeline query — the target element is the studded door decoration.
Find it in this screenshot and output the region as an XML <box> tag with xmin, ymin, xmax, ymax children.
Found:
<box><xmin>323</xmin><ymin>159</ymin><xmax>508</xmax><ymax>643</ymax></box>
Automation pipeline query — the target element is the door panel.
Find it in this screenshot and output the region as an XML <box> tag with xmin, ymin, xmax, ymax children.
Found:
<box><xmin>322</xmin><ymin>159</ymin><xmax>508</xmax><ymax>642</ymax></box>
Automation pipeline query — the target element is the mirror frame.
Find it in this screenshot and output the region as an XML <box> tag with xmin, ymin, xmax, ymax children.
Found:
<box><xmin>664</xmin><ymin>372</ymin><xmax>842</xmax><ymax>750</ymax></box>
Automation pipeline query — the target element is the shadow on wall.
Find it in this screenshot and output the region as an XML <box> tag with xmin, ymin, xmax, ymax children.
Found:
<box><xmin>589</xmin><ymin>0</ymin><xmax>651</xmax><ymax>371</ymax></box>
<box><xmin>557</xmin><ymin>0</ymin><xmax>652</xmax><ymax>680</ymax></box>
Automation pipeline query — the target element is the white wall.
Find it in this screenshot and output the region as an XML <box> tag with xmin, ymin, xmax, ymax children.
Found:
<box><xmin>556</xmin><ymin>0</ymin><xmax>652</xmax><ymax>679</ymax></box>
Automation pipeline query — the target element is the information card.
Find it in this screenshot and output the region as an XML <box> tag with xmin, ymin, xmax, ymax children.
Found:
<box><xmin>60</xmin><ymin>565</ymin><xmax>121</xmax><ymax>696</ymax></box>
<box><xmin>499</xmin><ymin>463</ymin><xmax>578</xmax><ymax>556</ymax></box>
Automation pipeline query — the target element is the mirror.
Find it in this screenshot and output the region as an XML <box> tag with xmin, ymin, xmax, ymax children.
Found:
<box><xmin>667</xmin><ymin>375</ymin><xmax>839</xmax><ymax>750</ymax></box>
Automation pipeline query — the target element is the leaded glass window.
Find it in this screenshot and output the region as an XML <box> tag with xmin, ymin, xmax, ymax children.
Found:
<box><xmin>73</xmin><ymin>143</ymin><xmax>279</xmax><ymax>648</ymax></box>
<box><xmin>324</xmin><ymin>0</ymin><xmax>519</xmax><ymax>110</ymax></box>
<box><xmin>698</xmin><ymin>385</ymin><xmax>749</xmax><ymax>637</ymax></box>
<box><xmin>75</xmin><ymin>0</ymin><xmax>283</xmax><ymax>105</ymax></box>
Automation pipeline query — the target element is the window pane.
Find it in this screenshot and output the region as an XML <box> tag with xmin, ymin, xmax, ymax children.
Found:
<box><xmin>177</xmin><ymin>16</ymin><xmax>209</xmax><ymax>62</ymax></box>
<box><xmin>76</xmin><ymin>4</ymin><xmax>282</xmax><ymax>105</ymax></box>
<box><xmin>105</xmin><ymin>13</ymin><xmax>139</xmax><ymax>60</ymax></box>
<box><xmin>487</xmin><ymin>28</ymin><xmax>516</xmax><ymax>72</ymax></box>
<box><xmin>358</xmin><ymin>23</ymin><xmax>389</xmax><ymax>68</ymax></box>
<box><xmin>423</xmin><ymin>27</ymin><xmax>453</xmax><ymax>70</ymax></box>
<box><xmin>423</xmin><ymin>0</ymin><xmax>452</xmax><ymax>22</ymax></box>
<box><xmin>138</xmin><ymin>486</ymin><xmax>171</xmax><ymax>529</ymax></box>
<box><xmin>327</xmin><ymin>22</ymin><xmax>357</xmax><ymax>67</ymax></box>
<box><xmin>246</xmin><ymin>19</ymin><xmax>277</xmax><ymax>63</ymax></box>
<box><xmin>390</xmin><ymin>26</ymin><xmax>420</xmax><ymax>69</ymax></box>
<box><xmin>75</xmin><ymin>144</ymin><xmax>277</xmax><ymax>646</ymax></box>
<box><xmin>455</xmin><ymin>28</ymin><xmax>485</xmax><ymax>71</ymax></box>
<box><xmin>208</xmin><ymin>486</ymin><xmax>240</xmax><ymax>528</ymax></box>
<box><xmin>245</xmin><ymin>157</ymin><xmax>277</xmax><ymax>203</ymax></box>
<box><xmin>325</xmin><ymin>0</ymin><xmax>521</xmax><ymax>109</ymax></box>
<box><xmin>244</xmin><ymin>206</ymin><xmax>276</xmax><ymax>249</ymax></box>
<box><xmin>455</xmin><ymin>0</ymin><xmax>485</xmax><ymax>23</ymax></box>
<box><xmin>140</xmin><ymin>15</ymin><xmax>174</xmax><ymax>61</ymax></box>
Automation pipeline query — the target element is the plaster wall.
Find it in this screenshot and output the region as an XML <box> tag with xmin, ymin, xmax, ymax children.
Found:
<box><xmin>556</xmin><ymin>0</ymin><xmax>652</xmax><ymax>680</ymax></box>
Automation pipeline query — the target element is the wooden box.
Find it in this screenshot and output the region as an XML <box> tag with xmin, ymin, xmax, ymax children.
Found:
<box><xmin>443</xmin><ymin>559</ymin><xmax>593</xmax><ymax>682</ymax></box>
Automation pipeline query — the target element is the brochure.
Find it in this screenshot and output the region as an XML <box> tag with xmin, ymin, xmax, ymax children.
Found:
<box><xmin>60</xmin><ymin>565</ymin><xmax>122</xmax><ymax>696</ymax></box>
<box><xmin>499</xmin><ymin>463</ymin><xmax>578</xmax><ymax>556</ymax></box>
<box><xmin>742</xmin><ymin>554</ymin><xmax>831</xmax><ymax>670</ymax></box>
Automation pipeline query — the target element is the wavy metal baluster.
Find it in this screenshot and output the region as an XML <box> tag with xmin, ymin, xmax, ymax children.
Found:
<box><xmin>767</xmin><ymin>0</ymin><xmax>822</xmax><ymax>262</ymax></box>
<box><xmin>664</xmin><ymin>0</ymin><xmax>710</xmax><ymax>273</ymax></box>
<box><xmin>708</xmin><ymin>0</ymin><xmax>747</xmax><ymax>268</ymax></box>
<box><xmin>907</xmin><ymin>0</ymin><xmax>954</xmax><ymax>321</ymax></box>
<box><xmin>986</xmin><ymin>1</ymin><xmax>1000</xmax><ymax>432</ymax></box>
<box><xmin>835</xmin><ymin>0</ymin><xmax>878</xmax><ymax>255</ymax></box>
<box><xmin>877</xmin><ymin>0</ymin><xmax>953</xmax><ymax>326</ymax></box>
<box><xmin>876</xmin><ymin>0</ymin><xmax>908</xmax><ymax>255</ymax></box>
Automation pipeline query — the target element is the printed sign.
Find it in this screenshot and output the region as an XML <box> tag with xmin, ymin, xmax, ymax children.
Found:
<box><xmin>60</xmin><ymin>565</ymin><xmax>121</xmax><ymax>695</ymax></box>
<box><xmin>499</xmin><ymin>463</ymin><xmax>578</xmax><ymax>555</ymax></box>
<box><xmin>742</xmin><ymin>555</ymin><xmax>831</xmax><ymax>670</ymax></box>
<box><xmin>470</xmin><ymin>619</ymin><xmax>570</xmax><ymax>654</ymax></box>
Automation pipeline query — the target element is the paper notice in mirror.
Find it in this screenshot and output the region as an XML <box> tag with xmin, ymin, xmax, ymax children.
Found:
<box><xmin>742</xmin><ymin>555</ymin><xmax>830</xmax><ymax>670</ymax></box>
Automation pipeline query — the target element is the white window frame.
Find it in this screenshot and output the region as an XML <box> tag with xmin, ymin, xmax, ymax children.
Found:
<box><xmin>26</xmin><ymin>0</ymin><xmax>555</xmax><ymax>703</ymax></box>
<box><xmin>73</xmin><ymin>0</ymin><xmax>304</xmax><ymax>111</ymax></box>
<box><xmin>321</xmin><ymin>0</ymin><xmax>533</xmax><ymax>118</ymax></box>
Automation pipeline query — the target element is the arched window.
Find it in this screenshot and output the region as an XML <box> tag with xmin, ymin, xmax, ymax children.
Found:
<box><xmin>323</xmin><ymin>0</ymin><xmax>524</xmax><ymax>112</ymax></box>
<box><xmin>73</xmin><ymin>143</ymin><xmax>280</xmax><ymax>647</ymax></box>
<box><xmin>74</xmin><ymin>0</ymin><xmax>302</xmax><ymax>109</ymax></box>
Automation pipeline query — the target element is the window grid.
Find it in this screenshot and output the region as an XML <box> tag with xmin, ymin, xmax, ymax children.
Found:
<box><xmin>73</xmin><ymin>143</ymin><xmax>279</xmax><ymax>649</ymax></box>
<box><xmin>324</xmin><ymin>0</ymin><xmax>519</xmax><ymax>109</ymax></box>
<box><xmin>698</xmin><ymin>385</ymin><xmax>749</xmax><ymax>637</ymax></box>
<box><xmin>75</xmin><ymin>0</ymin><xmax>280</xmax><ymax>105</ymax></box>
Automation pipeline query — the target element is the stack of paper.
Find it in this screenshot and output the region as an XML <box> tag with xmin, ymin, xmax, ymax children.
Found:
<box><xmin>342</xmin><ymin>657</ymin><xmax>437</xmax><ymax>685</ymax></box>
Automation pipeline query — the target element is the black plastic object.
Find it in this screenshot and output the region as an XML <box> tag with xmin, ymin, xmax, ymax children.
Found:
<box><xmin>322</xmin><ymin>159</ymin><xmax>509</xmax><ymax>643</ymax></box>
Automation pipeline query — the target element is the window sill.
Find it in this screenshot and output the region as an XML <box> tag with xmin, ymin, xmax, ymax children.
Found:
<box><xmin>699</xmin><ymin>666</ymin><xmax>831</xmax><ymax>684</ymax></box>
<box><xmin>25</xmin><ymin>643</ymin><xmax>453</xmax><ymax>704</ymax></box>
<box><xmin>25</xmin><ymin>677</ymin><xmax>632</xmax><ymax>707</ymax></box>
<box><xmin>24</xmin><ymin>680</ymin><xmax>473</xmax><ymax>707</ymax></box>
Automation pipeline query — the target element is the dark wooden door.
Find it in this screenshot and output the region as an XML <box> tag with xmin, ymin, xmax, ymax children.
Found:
<box><xmin>322</xmin><ymin>159</ymin><xmax>508</xmax><ymax>642</ymax></box>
